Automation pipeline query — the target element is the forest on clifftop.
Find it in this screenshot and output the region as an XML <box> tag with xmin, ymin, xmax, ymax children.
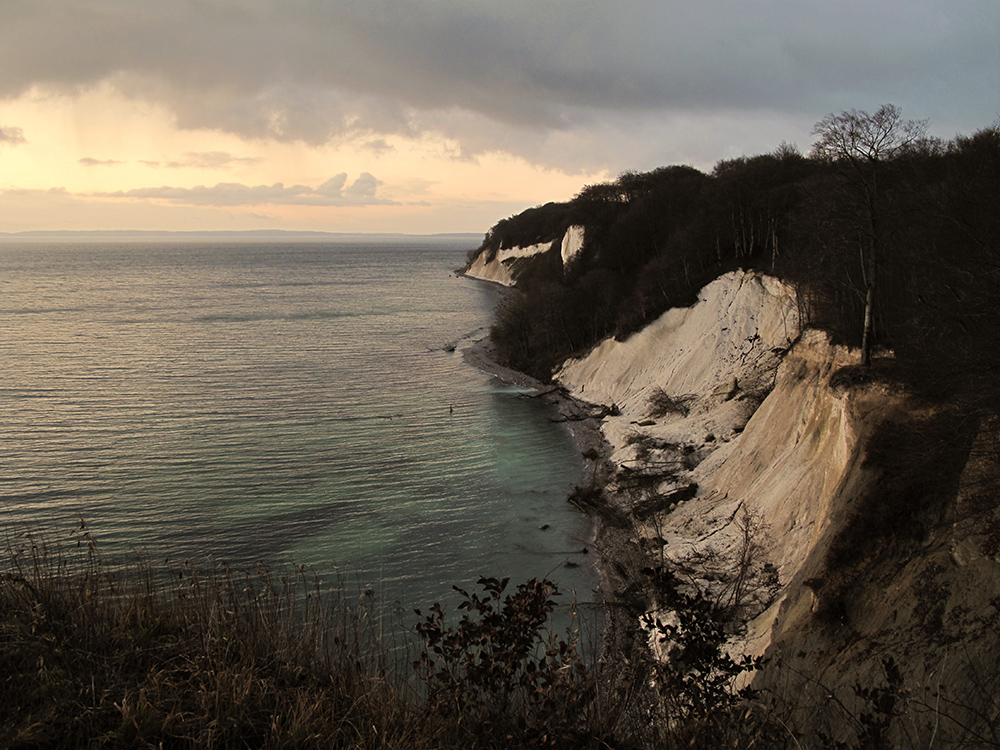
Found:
<box><xmin>477</xmin><ymin>107</ymin><xmax>999</xmax><ymax>437</ymax></box>
<box><xmin>470</xmin><ymin>109</ymin><xmax>1000</xmax><ymax>745</ymax></box>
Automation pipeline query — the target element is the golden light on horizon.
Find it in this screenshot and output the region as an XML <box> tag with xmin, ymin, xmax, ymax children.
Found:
<box><xmin>2</xmin><ymin>1</ymin><xmax>993</xmax><ymax>234</ymax></box>
<box><xmin>1</xmin><ymin>85</ymin><xmax>606</xmax><ymax>235</ymax></box>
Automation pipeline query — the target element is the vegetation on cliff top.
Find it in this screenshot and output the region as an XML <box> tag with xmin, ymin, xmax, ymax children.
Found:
<box><xmin>479</xmin><ymin>108</ymin><xmax>1000</xmax><ymax>431</ymax></box>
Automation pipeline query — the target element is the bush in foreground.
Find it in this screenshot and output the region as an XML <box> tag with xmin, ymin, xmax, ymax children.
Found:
<box><xmin>0</xmin><ymin>527</ymin><xmax>792</xmax><ymax>749</ymax></box>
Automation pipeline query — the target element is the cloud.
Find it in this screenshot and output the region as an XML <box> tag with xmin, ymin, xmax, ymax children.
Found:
<box><xmin>1</xmin><ymin>125</ymin><xmax>27</xmax><ymax>146</ymax></box>
<box><xmin>139</xmin><ymin>151</ymin><xmax>263</xmax><ymax>169</ymax></box>
<box><xmin>1</xmin><ymin>1</ymin><xmax>996</xmax><ymax>172</ymax></box>
<box><xmin>79</xmin><ymin>157</ymin><xmax>123</xmax><ymax>166</ymax></box>
<box><xmin>0</xmin><ymin>186</ymin><xmax>283</xmax><ymax>233</ymax></box>
<box><xmin>362</xmin><ymin>139</ymin><xmax>395</xmax><ymax>157</ymax></box>
<box><xmin>97</xmin><ymin>174</ymin><xmax>392</xmax><ymax>207</ymax></box>
<box><xmin>343</xmin><ymin>172</ymin><xmax>379</xmax><ymax>199</ymax></box>
<box><xmin>169</xmin><ymin>151</ymin><xmax>263</xmax><ymax>169</ymax></box>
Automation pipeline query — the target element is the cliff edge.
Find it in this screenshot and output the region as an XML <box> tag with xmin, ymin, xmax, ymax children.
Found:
<box><xmin>463</xmin><ymin>225</ymin><xmax>585</xmax><ymax>287</ymax></box>
<box><xmin>551</xmin><ymin>269</ymin><xmax>1000</xmax><ymax>743</ymax></box>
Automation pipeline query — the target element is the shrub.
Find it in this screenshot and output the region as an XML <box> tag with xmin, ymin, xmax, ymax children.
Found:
<box><xmin>646</xmin><ymin>388</ymin><xmax>692</xmax><ymax>419</ymax></box>
<box><xmin>412</xmin><ymin>576</ymin><xmax>607</xmax><ymax>748</ymax></box>
<box><xmin>638</xmin><ymin>569</ymin><xmax>775</xmax><ymax>748</ymax></box>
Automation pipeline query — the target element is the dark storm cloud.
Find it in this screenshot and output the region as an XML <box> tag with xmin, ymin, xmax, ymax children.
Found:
<box><xmin>2</xmin><ymin>1</ymin><xmax>997</xmax><ymax>168</ymax></box>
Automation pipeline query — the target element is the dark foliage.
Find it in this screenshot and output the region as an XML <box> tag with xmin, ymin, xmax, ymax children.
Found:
<box><xmin>480</xmin><ymin>203</ymin><xmax>573</xmax><ymax>262</ymax></box>
<box><xmin>631</xmin><ymin>566</ymin><xmax>782</xmax><ymax>749</ymax></box>
<box><xmin>3</xmin><ymin>535</ymin><xmax>801</xmax><ymax>749</ymax></box>
<box><xmin>412</xmin><ymin>576</ymin><xmax>608</xmax><ymax>749</ymax></box>
<box><xmin>640</xmin><ymin>574</ymin><xmax>761</xmax><ymax>719</ymax></box>
<box><xmin>473</xmin><ymin>115</ymin><xmax>1000</xmax><ymax>444</ymax></box>
<box><xmin>818</xmin><ymin>657</ymin><xmax>906</xmax><ymax>750</ymax></box>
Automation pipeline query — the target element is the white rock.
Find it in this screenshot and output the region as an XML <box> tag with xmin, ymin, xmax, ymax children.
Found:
<box><xmin>463</xmin><ymin>226</ymin><xmax>586</xmax><ymax>286</ymax></box>
<box><xmin>561</xmin><ymin>225</ymin><xmax>585</xmax><ymax>266</ymax></box>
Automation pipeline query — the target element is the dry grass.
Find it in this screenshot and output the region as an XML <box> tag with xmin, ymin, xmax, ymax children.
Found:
<box><xmin>0</xmin><ymin>524</ymin><xmax>633</xmax><ymax>749</ymax></box>
<box><xmin>0</xmin><ymin>525</ymin><xmax>424</xmax><ymax>749</ymax></box>
<box><xmin>8</xmin><ymin>523</ymin><xmax>936</xmax><ymax>749</ymax></box>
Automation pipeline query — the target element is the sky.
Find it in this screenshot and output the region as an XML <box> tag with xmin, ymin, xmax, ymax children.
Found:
<box><xmin>1</xmin><ymin>0</ymin><xmax>997</xmax><ymax>236</ymax></box>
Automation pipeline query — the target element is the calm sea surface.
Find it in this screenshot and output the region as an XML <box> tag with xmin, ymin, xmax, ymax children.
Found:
<box><xmin>0</xmin><ymin>239</ymin><xmax>597</xmax><ymax>614</ymax></box>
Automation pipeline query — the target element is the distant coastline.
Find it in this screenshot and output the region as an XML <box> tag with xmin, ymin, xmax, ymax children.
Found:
<box><xmin>0</xmin><ymin>229</ymin><xmax>482</xmax><ymax>244</ymax></box>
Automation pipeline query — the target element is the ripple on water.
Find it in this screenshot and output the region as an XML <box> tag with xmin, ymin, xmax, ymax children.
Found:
<box><xmin>0</xmin><ymin>240</ymin><xmax>598</xmax><ymax>614</ymax></box>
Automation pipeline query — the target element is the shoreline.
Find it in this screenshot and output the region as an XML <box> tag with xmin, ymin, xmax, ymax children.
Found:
<box><xmin>460</xmin><ymin>335</ymin><xmax>649</xmax><ymax>666</ymax></box>
<box><xmin>460</xmin><ymin>336</ymin><xmax>615</xmax><ymax>506</ymax></box>
<box><xmin>454</xmin><ymin>270</ymin><xmax>651</xmax><ymax>681</ymax></box>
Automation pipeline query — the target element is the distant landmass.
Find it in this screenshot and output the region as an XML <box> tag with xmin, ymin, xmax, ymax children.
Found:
<box><xmin>0</xmin><ymin>229</ymin><xmax>482</xmax><ymax>243</ymax></box>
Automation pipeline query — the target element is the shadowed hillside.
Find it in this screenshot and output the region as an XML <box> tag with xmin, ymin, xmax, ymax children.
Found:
<box><xmin>465</xmin><ymin>108</ymin><xmax>1000</xmax><ymax>747</ymax></box>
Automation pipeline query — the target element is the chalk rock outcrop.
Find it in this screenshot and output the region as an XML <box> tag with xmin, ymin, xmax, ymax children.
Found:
<box><xmin>561</xmin><ymin>225</ymin><xmax>585</xmax><ymax>267</ymax></box>
<box><xmin>463</xmin><ymin>225</ymin><xmax>585</xmax><ymax>286</ymax></box>
<box><xmin>552</xmin><ymin>267</ymin><xmax>1000</xmax><ymax>743</ymax></box>
<box><xmin>556</xmin><ymin>269</ymin><xmax>799</xmax><ymax>467</ymax></box>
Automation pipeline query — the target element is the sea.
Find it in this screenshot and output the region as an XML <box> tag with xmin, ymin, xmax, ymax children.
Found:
<box><xmin>0</xmin><ymin>238</ymin><xmax>598</xmax><ymax>619</ymax></box>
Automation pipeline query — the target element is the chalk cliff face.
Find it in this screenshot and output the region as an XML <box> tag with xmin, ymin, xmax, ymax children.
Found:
<box><xmin>463</xmin><ymin>225</ymin><xmax>585</xmax><ymax>286</ymax></box>
<box><xmin>552</xmin><ymin>269</ymin><xmax>1000</xmax><ymax>742</ymax></box>
<box><xmin>560</xmin><ymin>224</ymin><xmax>585</xmax><ymax>266</ymax></box>
<box><xmin>556</xmin><ymin>270</ymin><xmax>798</xmax><ymax>447</ymax></box>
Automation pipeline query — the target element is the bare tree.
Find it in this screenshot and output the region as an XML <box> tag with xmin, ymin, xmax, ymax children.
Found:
<box><xmin>811</xmin><ymin>105</ymin><xmax>929</xmax><ymax>366</ymax></box>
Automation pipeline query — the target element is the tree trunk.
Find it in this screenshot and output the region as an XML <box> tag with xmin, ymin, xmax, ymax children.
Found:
<box><xmin>861</xmin><ymin>282</ymin><xmax>875</xmax><ymax>366</ymax></box>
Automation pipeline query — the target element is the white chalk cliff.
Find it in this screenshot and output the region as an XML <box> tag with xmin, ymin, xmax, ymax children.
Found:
<box><xmin>556</xmin><ymin>270</ymin><xmax>811</xmax><ymax>648</ymax></box>
<box><xmin>552</xmin><ymin>269</ymin><xmax>1000</xmax><ymax>737</ymax></box>
<box><xmin>464</xmin><ymin>226</ymin><xmax>585</xmax><ymax>286</ymax></box>
<box><xmin>561</xmin><ymin>224</ymin><xmax>585</xmax><ymax>267</ymax></box>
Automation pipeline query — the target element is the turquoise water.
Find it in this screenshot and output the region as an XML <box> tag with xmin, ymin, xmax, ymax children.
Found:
<box><xmin>0</xmin><ymin>239</ymin><xmax>597</xmax><ymax>614</ymax></box>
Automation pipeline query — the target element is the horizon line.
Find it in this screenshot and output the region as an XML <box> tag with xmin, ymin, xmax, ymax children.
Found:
<box><xmin>0</xmin><ymin>229</ymin><xmax>483</xmax><ymax>243</ymax></box>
